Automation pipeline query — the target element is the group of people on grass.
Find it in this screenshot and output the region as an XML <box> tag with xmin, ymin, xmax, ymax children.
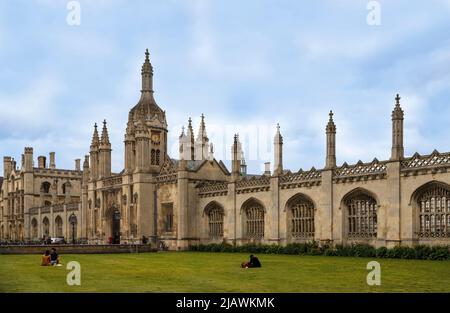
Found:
<box><xmin>41</xmin><ymin>248</ymin><xmax>61</xmax><ymax>266</ymax></box>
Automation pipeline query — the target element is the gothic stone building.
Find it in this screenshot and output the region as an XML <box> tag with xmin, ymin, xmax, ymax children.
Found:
<box><xmin>0</xmin><ymin>152</ymin><xmax>82</xmax><ymax>241</ymax></box>
<box><xmin>2</xmin><ymin>50</ymin><xmax>450</xmax><ymax>249</ymax></box>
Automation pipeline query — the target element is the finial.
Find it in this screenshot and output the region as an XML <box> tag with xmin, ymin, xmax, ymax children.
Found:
<box><xmin>276</xmin><ymin>123</ymin><xmax>280</xmax><ymax>131</ymax></box>
<box><xmin>329</xmin><ymin>110</ymin><xmax>334</xmax><ymax>121</ymax></box>
<box><xmin>145</xmin><ymin>49</ymin><xmax>149</xmax><ymax>62</ymax></box>
<box><xmin>94</xmin><ymin>123</ymin><xmax>97</xmax><ymax>129</ymax></box>
<box><xmin>395</xmin><ymin>94</ymin><xmax>401</xmax><ymax>106</ymax></box>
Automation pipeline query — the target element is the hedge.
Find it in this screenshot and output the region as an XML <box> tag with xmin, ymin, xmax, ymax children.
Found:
<box><xmin>188</xmin><ymin>243</ymin><xmax>450</xmax><ymax>260</ymax></box>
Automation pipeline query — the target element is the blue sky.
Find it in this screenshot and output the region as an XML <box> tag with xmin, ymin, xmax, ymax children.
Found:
<box><xmin>1</xmin><ymin>0</ymin><xmax>450</xmax><ymax>174</ymax></box>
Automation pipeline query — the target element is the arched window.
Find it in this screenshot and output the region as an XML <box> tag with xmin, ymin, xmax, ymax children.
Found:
<box><xmin>41</xmin><ymin>182</ymin><xmax>51</xmax><ymax>194</ymax></box>
<box><xmin>55</xmin><ymin>216</ymin><xmax>63</xmax><ymax>237</ymax></box>
<box><xmin>156</xmin><ymin>150</ymin><xmax>160</xmax><ymax>165</ymax></box>
<box><xmin>206</xmin><ymin>204</ymin><xmax>224</xmax><ymax>239</ymax></box>
<box><xmin>151</xmin><ymin>149</ymin><xmax>156</xmax><ymax>165</ymax></box>
<box><xmin>43</xmin><ymin>217</ymin><xmax>50</xmax><ymax>237</ymax></box>
<box><xmin>243</xmin><ymin>200</ymin><xmax>264</xmax><ymax>239</ymax></box>
<box><xmin>345</xmin><ymin>191</ymin><xmax>377</xmax><ymax>238</ymax></box>
<box><xmin>417</xmin><ymin>184</ymin><xmax>450</xmax><ymax>238</ymax></box>
<box><xmin>31</xmin><ymin>218</ymin><xmax>38</xmax><ymax>239</ymax></box>
<box><xmin>69</xmin><ymin>215</ymin><xmax>78</xmax><ymax>241</ymax></box>
<box><xmin>288</xmin><ymin>195</ymin><xmax>315</xmax><ymax>239</ymax></box>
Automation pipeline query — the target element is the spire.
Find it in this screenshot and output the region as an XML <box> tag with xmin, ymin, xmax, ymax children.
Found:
<box><xmin>141</xmin><ymin>48</ymin><xmax>154</xmax><ymax>93</ymax></box>
<box><xmin>392</xmin><ymin>93</ymin><xmax>404</xmax><ymax>119</ymax></box>
<box><xmin>197</xmin><ymin>113</ymin><xmax>208</xmax><ymax>141</ymax></box>
<box><xmin>179</xmin><ymin>126</ymin><xmax>186</xmax><ymax>139</ymax></box>
<box><xmin>326</xmin><ymin>110</ymin><xmax>336</xmax><ymax>169</ymax></box>
<box><xmin>326</xmin><ymin>110</ymin><xmax>336</xmax><ymax>133</ymax></box>
<box><xmin>90</xmin><ymin>123</ymin><xmax>100</xmax><ymax>148</ymax></box>
<box><xmin>232</xmin><ymin>134</ymin><xmax>241</xmax><ymax>177</ymax></box>
<box><xmin>391</xmin><ymin>93</ymin><xmax>404</xmax><ymax>160</ymax></box>
<box><xmin>101</xmin><ymin>119</ymin><xmax>111</xmax><ymax>146</ymax></box>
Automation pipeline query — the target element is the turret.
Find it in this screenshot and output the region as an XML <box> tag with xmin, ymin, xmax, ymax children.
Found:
<box><xmin>99</xmin><ymin>119</ymin><xmax>112</xmax><ymax>178</ymax></box>
<box><xmin>391</xmin><ymin>94</ymin><xmax>404</xmax><ymax>161</ymax></box>
<box><xmin>195</xmin><ymin>114</ymin><xmax>210</xmax><ymax>160</ymax></box>
<box><xmin>124</xmin><ymin>113</ymin><xmax>136</xmax><ymax>173</ymax></box>
<box><xmin>3</xmin><ymin>156</ymin><xmax>12</xmax><ymax>178</ymax></box>
<box><xmin>186</xmin><ymin>118</ymin><xmax>195</xmax><ymax>161</ymax></box>
<box><xmin>273</xmin><ymin>123</ymin><xmax>283</xmax><ymax>175</ymax></box>
<box><xmin>89</xmin><ymin>123</ymin><xmax>100</xmax><ymax>180</ymax></box>
<box><xmin>23</xmin><ymin>147</ymin><xmax>33</xmax><ymax>172</ymax></box>
<box><xmin>231</xmin><ymin>134</ymin><xmax>242</xmax><ymax>178</ymax></box>
<box><xmin>326</xmin><ymin>111</ymin><xmax>337</xmax><ymax>169</ymax></box>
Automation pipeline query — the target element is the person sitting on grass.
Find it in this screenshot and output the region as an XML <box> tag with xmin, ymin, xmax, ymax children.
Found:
<box><xmin>241</xmin><ymin>255</ymin><xmax>262</xmax><ymax>268</ymax></box>
<box><xmin>41</xmin><ymin>250</ymin><xmax>51</xmax><ymax>266</ymax></box>
<box><xmin>50</xmin><ymin>248</ymin><xmax>60</xmax><ymax>266</ymax></box>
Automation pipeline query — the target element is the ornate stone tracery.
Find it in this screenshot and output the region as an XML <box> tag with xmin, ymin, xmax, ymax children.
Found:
<box><xmin>287</xmin><ymin>195</ymin><xmax>315</xmax><ymax>239</ymax></box>
<box><xmin>243</xmin><ymin>200</ymin><xmax>264</xmax><ymax>239</ymax></box>
<box><xmin>345</xmin><ymin>192</ymin><xmax>377</xmax><ymax>239</ymax></box>
<box><xmin>417</xmin><ymin>184</ymin><xmax>450</xmax><ymax>238</ymax></box>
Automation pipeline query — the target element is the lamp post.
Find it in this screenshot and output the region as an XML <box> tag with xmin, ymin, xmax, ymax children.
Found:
<box><xmin>69</xmin><ymin>213</ymin><xmax>77</xmax><ymax>244</ymax></box>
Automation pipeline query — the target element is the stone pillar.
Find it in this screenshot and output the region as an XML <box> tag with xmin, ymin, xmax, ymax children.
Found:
<box><xmin>23</xmin><ymin>147</ymin><xmax>34</xmax><ymax>241</ymax></box>
<box><xmin>226</xmin><ymin>180</ymin><xmax>237</xmax><ymax>245</ymax></box>
<box><xmin>386</xmin><ymin>161</ymin><xmax>401</xmax><ymax>247</ymax></box>
<box><xmin>177</xmin><ymin>160</ymin><xmax>189</xmax><ymax>249</ymax></box>
<box><xmin>319</xmin><ymin>170</ymin><xmax>334</xmax><ymax>244</ymax></box>
<box><xmin>269</xmin><ymin>175</ymin><xmax>280</xmax><ymax>244</ymax></box>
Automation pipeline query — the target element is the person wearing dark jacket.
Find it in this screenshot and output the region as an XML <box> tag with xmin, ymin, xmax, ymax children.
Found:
<box><xmin>249</xmin><ymin>255</ymin><xmax>261</xmax><ymax>268</ymax></box>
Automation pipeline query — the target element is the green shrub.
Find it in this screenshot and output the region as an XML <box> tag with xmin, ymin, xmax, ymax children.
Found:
<box><xmin>188</xmin><ymin>243</ymin><xmax>450</xmax><ymax>260</ymax></box>
<box><xmin>414</xmin><ymin>245</ymin><xmax>432</xmax><ymax>260</ymax></box>
<box><xmin>429</xmin><ymin>246</ymin><xmax>450</xmax><ymax>260</ymax></box>
<box><xmin>375</xmin><ymin>247</ymin><xmax>388</xmax><ymax>258</ymax></box>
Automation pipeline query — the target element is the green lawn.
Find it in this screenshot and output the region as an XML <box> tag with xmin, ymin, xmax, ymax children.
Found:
<box><xmin>0</xmin><ymin>252</ymin><xmax>449</xmax><ymax>293</ymax></box>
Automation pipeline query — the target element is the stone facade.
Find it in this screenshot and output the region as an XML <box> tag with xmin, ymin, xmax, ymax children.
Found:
<box><xmin>0</xmin><ymin>151</ymin><xmax>82</xmax><ymax>241</ymax></box>
<box><xmin>2</xmin><ymin>50</ymin><xmax>450</xmax><ymax>249</ymax></box>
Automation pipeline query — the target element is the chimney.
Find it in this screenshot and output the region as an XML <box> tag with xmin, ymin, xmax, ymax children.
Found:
<box><xmin>38</xmin><ymin>156</ymin><xmax>47</xmax><ymax>168</ymax></box>
<box><xmin>75</xmin><ymin>159</ymin><xmax>81</xmax><ymax>171</ymax></box>
<box><xmin>3</xmin><ymin>156</ymin><xmax>12</xmax><ymax>178</ymax></box>
<box><xmin>49</xmin><ymin>152</ymin><xmax>56</xmax><ymax>169</ymax></box>
<box><xmin>264</xmin><ymin>162</ymin><xmax>271</xmax><ymax>176</ymax></box>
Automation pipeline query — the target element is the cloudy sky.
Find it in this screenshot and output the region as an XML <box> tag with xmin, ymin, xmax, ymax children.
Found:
<box><xmin>1</xmin><ymin>0</ymin><xmax>450</xmax><ymax>175</ymax></box>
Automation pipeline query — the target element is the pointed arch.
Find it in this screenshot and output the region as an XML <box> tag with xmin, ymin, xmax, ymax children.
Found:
<box><xmin>31</xmin><ymin>218</ymin><xmax>38</xmax><ymax>239</ymax></box>
<box><xmin>410</xmin><ymin>181</ymin><xmax>450</xmax><ymax>238</ymax></box>
<box><xmin>240</xmin><ymin>197</ymin><xmax>266</xmax><ymax>213</ymax></box>
<box><xmin>203</xmin><ymin>201</ymin><xmax>225</xmax><ymax>239</ymax></box>
<box><xmin>55</xmin><ymin>216</ymin><xmax>63</xmax><ymax>237</ymax></box>
<box><xmin>285</xmin><ymin>193</ymin><xmax>315</xmax><ymax>239</ymax></box>
<box><xmin>241</xmin><ymin>197</ymin><xmax>265</xmax><ymax>239</ymax></box>
<box><xmin>42</xmin><ymin>217</ymin><xmax>50</xmax><ymax>237</ymax></box>
<box><xmin>341</xmin><ymin>187</ymin><xmax>378</xmax><ymax>239</ymax></box>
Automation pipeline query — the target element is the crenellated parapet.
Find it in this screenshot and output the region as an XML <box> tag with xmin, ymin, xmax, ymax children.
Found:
<box><xmin>236</xmin><ymin>175</ymin><xmax>270</xmax><ymax>194</ymax></box>
<box><xmin>279</xmin><ymin>167</ymin><xmax>322</xmax><ymax>189</ymax></box>
<box><xmin>401</xmin><ymin>150</ymin><xmax>450</xmax><ymax>176</ymax></box>
<box><xmin>333</xmin><ymin>159</ymin><xmax>387</xmax><ymax>183</ymax></box>
<box><xmin>197</xmin><ymin>181</ymin><xmax>229</xmax><ymax>198</ymax></box>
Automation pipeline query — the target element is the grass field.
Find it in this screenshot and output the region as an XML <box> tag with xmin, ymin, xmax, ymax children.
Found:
<box><xmin>0</xmin><ymin>252</ymin><xmax>449</xmax><ymax>293</ymax></box>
